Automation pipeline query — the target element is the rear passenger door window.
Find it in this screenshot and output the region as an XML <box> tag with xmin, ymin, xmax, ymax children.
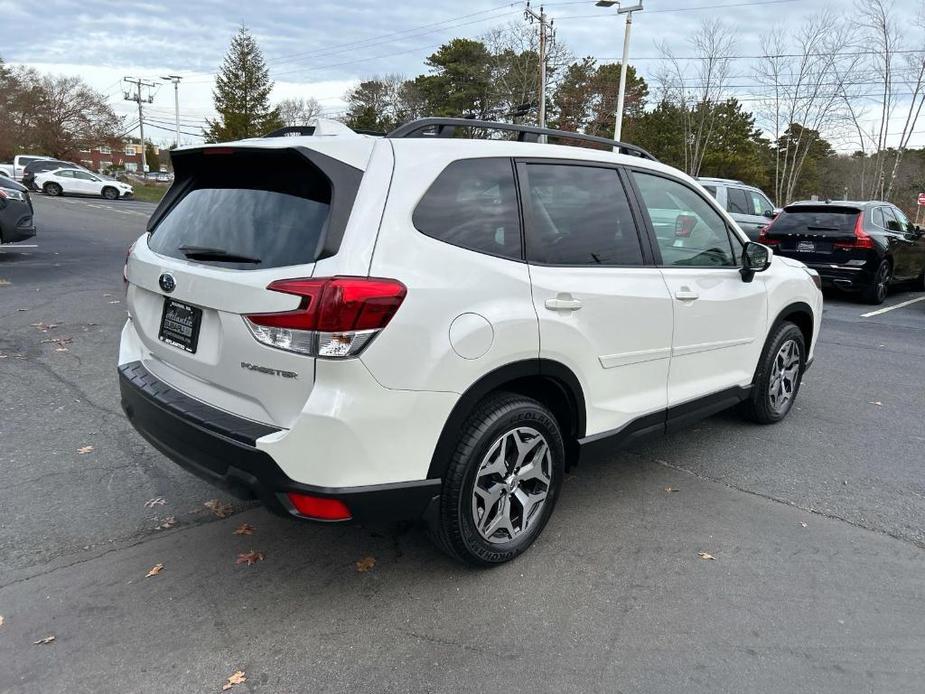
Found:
<box><xmin>632</xmin><ymin>171</ymin><xmax>740</xmax><ymax>267</ymax></box>
<box><xmin>726</xmin><ymin>187</ymin><xmax>751</xmax><ymax>215</ymax></box>
<box><xmin>413</xmin><ymin>158</ymin><xmax>522</xmax><ymax>260</ymax></box>
<box><xmin>521</xmin><ymin>163</ymin><xmax>644</xmax><ymax>266</ymax></box>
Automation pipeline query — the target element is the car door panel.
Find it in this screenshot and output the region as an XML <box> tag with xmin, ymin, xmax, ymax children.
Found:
<box><xmin>519</xmin><ymin>161</ymin><xmax>673</xmax><ymax>437</ymax></box>
<box><xmin>630</xmin><ymin>170</ymin><xmax>768</xmax><ymax>406</ymax></box>
<box><xmin>658</xmin><ymin>268</ymin><xmax>766</xmax><ymax>404</ymax></box>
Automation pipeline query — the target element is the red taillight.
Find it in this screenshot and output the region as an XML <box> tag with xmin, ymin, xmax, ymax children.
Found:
<box><xmin>757</xmin><ymin>222</ymin><xmax>779</xmax><ymax>245</ymax></box>
<box><xmin>834</xmin><ymin>212</ymin><xmax>874</xmax><ymax>249</ymax></box>
<box><xmin>123</xmin><ymin>238</ymin><xmax>140</xmax><ymax>283</ymax></box>
<box><xmin>286</xmin><ymin>492</ymin><xmax>352</xmax><ymax>521</ymax></box>
<box><xmin>244</xmin><ymin>276</ymin><xmax>406</xmax><ymax>357</ymax></box>
<box><xmin>675</xmin><ymin>214</ymin><xmax>696</xmax><ymax>237</ymax></box>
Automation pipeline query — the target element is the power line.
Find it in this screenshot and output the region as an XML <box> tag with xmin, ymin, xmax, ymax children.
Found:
<box><xmin>557</xmin><ymin>0</ymin><xmax>799</xmax><ymax>21</ymax></box>
<box><xmin>265</xmin><ymin>1</ymin><xmax>522</xmax><ymax>67</ymax></box>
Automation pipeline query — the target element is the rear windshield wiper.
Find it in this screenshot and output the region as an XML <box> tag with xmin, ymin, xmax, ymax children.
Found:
<box><xmin>178</xmin><ymin>245</ymin><xmax>261</xmax><ymax>264</ymax></box>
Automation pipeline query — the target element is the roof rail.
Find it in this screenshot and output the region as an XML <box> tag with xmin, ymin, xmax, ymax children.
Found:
<box><xmin>386</xmin><ymin>118</ymin><xmax>657</xmax><ymax>161</ymax></box>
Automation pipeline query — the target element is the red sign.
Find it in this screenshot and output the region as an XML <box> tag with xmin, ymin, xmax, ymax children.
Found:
<box><xmin>918</xmin><ymin>192</ymin><xmax>925</xmax><ymax>206</ymax></box>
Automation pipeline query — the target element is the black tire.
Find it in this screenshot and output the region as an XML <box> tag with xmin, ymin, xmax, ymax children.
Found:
<box><xmin>101</xmin><ymin>187</ymin><xmax>119</xmax><ymax>200</ymax></box>
<box><xmin>429</xmin><ymin>392</ymin><xmax>565</xmax><ymax>566</ymax></box>
<box><xmin>742</xmin><ymin>321</ymin><xmax>806</xmax><ymax>425</ymax></box>
<box><xmin>43</xmin><ymin>182</ymin><xmax>62</xmax><ymax>197</ymax></box>
<box><xmin>862</xmin><ymin>259</ymin><xmax>891</xmax><ymax>305</ymax></box>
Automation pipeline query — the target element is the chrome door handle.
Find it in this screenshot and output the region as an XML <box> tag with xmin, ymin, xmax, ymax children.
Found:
<box><xmin>674</xmin><ymin>290</ymin><xmax>699</xmax><ymax>301</ymax></box>
<box><xmin>545</xmin><ymin>294</ymin><xmax>583</xmax><ymax>311</ymax></box>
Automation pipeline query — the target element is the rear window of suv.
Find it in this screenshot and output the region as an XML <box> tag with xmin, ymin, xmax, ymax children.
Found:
<box><xmin>148</xmin><ymin>149</ymin><xmax>333</xmax><ymax>269</ymax></box>
<box><xmin>770</xmin><ymin>207</ymin><xmax>860</xmax><ymax>236</ymax></box>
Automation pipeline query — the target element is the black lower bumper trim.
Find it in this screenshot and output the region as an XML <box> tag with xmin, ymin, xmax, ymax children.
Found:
<box><xmin>119</xmin><ymin>361</ymin><xmax>440</xmax><ymax>523</ymax></box>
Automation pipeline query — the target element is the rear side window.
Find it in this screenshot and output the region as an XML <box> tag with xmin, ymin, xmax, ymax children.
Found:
<box><xmin>771</xmin><ymin>207</ymin><xmax>860</xmax><ymax>236</ymax></box>
<box><xmin>413</xmin><ymin>158</ymin><xmax>521</xmax><ymax>260</ymax></box>
<box><xmin>702</xmin><ymin>185</ymin><xmax>717</xmax><ymax>198</ymax></box>
<box><xmin>523</xmin><ymin>164</ymin><xmax>644</xmax><ymax>266</ymax></box>
<box><xmin>726</xmin><ymin>187</ymin><xmax>751</xmax><ymax>215</ymax></box>
<box><xmin>149</xmin><ymin>150</ymin><xmax>333</xmax><ymax>270</ymax></box>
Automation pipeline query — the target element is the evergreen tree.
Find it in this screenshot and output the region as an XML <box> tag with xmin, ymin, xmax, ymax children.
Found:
<box><xmin>205</xmin><ymin>27</ymin><xmax>282</xmax><ymax>142</ymax></box>
<box><xmin>145</xmin><ymin>142</ymin><xmax>160</xmax><ymax>172</ymax></box>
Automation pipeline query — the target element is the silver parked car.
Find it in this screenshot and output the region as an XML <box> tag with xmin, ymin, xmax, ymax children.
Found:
<box><xmin>698</xmin><ymin>177</ymin><xmax>777</xmax><ymax>240</ymax></box>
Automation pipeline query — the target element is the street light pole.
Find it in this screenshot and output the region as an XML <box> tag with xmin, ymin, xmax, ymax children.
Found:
<box><xmin>161</xmin><ymin>75</ymin><xmax>183</xmax><ymax>148</ymax></box>
<box><xmin>596</xmin><ymin>1</ymin><xmax>644</xmax><ymax>149</ymax></box>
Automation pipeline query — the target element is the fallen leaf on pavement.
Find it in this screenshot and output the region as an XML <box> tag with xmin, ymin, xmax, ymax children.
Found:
<box><xmin>33</xmin><ymin>635</ymin><xmax>55</xmax><ymax>645</ymax></box>
<box><xmin>0</xmin><ymin>615</ymin><xmax>4</xmax><ymax>627</ymax></box>
<box><xmin>77</xmin><ymin>445</ymin><xmax>94</xmax><ymax>455</ymax></box>
<box><xmin>236</xmin><ymin>551</ymin><xmax>264</xmax><ymax>566</ymax></box>
<box><xmin>222</xmin><ymin>671</ymin><xmax>247</xmax><ymax>690</ymax></box>
<box><xmin>0</xmin><ymin>279</ymin><xmax>10</xmax><ymax>286</ymax></box>
<box><xmin>16</xmin><ymin>307</ymin><xmax>28</xmax><ymax>312</ymax></box>
<box><xmin>664</xmin><ymin>486</ymin><xmax>679</xmax><ymax>493</ymax></box>
<box><xmin>204</xmin><ymin>499</ymin><xmax>233</xmax><ymax>518</ymax></box>
<box><xmin>31</xmin><ymin>322</ymin><xmax>60</xmax><ymax>332</ymax></box>
<box><xmin>355</xmin><ymin>556</ymin><xmax>376</xmax><ymax>573</ymax></box>
<box><xmin>155</xmin><ymin>516</ymin><xmax>176</xmax><ymax>530</ymax></box>
<box><xmin>869</xmin><ymin>401</ymin><xmax>883</xmax><ymax>406</ymax></box>
<box><xmin>54</xmin><ymin>347</ymin><xmax>69</xmax><ymax>353</ymax></box>
<box><xmin>108</xmin><ymin>300</ymin><xmax>121</xmax><ymax>304</ymax></box>
<box><xmin>144</xmin><ymin>497</ymin><xmax>166</xmax><ymax>508</ymax></box>
<box><xmin>233</xmin><ymin>523</ymin><xmax>255</xmax><ymax>536</ymax></box>
<box><xmin>800</xmin><ymin>522</ymin><xmax>807</xmax><ymax>528</ymax></box>
<box><xmin>146</xmin><ymin>563</ymin><xmax>164</xmax><ymax>578</ymax></box>
<box><xmin>698</xmin><ymin>552</ymin><xmax>716</xmax><ymax>560</ymax></box>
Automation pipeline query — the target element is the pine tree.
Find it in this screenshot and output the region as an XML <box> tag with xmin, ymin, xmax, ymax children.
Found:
<box><xmin>205</xmin><ymin>27</ymin><xmax>282</xmax><ymax>142</ymax></box>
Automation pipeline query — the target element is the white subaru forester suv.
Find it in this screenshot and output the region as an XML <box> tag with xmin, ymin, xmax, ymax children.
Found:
<box><xmin>119</xmin><ymin>118</ymin><xmax>822</xmax><ymax>565</ymax></box>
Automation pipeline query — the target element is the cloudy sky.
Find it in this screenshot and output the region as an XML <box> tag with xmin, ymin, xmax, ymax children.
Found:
<box><xmin>3</xmin><ymin>0</ymin><xmax>924</xmax><ymax>149</ymax></box>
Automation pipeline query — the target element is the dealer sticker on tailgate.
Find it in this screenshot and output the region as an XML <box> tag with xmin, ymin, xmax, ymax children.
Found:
<box><xmin>158</xmin><ymin>298</ymin><xmax>202</xmax><ymax>353</ymax></box>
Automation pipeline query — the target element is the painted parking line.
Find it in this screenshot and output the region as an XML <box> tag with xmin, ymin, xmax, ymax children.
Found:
<box><xmin>860</xmin><ymin>296</ymin><xmax>925</xmax><ymax>317</ymax></box>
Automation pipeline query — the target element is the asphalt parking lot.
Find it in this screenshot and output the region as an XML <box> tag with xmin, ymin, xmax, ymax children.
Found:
<box><xmin>1</xmin><ymin>194</ymin><xmax>924</xmax><ymax>693</ymax></box>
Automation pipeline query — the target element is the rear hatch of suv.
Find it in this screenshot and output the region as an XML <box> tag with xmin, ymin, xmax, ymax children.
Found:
<box><xmin>125</xmin><ymin>143</ymin><xmax>368</xmax><ymax>428</ymax></box>
<box><xmin>760</xmin><ymin>204</ymin><xmax>867</xmax><ymax>263</ymax></box>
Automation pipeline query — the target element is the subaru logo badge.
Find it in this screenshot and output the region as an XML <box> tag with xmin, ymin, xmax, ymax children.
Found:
<box><xmin>158</xmin><ymin>273</ymin><xmax>176</xmax><ymax>293</ymax></box>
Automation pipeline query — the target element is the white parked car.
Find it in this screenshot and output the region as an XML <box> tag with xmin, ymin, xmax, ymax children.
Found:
<box><xmin>35</xmin><ymin>168</ymin><xmax>133</xmax><ymax>200</ymax></box>
<box><xmin>119</xmin><ymin>119</ymin><xmax>822</xmax><ymax>565</ymax></box>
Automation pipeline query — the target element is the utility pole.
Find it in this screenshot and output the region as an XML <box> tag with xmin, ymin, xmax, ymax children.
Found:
<box><xmin>123</xmin><ymin>77</ymin><xmax>157</xmax><ymax>172</ymax></box>
<box><xmin>524</xmin><ymin>2</ymin><xmax>554</xmax><ymax>141</ymax></box>
<box><xmin>161</xmin><ymin>75</ymin><xmax>183</xmax><ymax>148</ymax></box>
<box><xmin>596</xmin><ymin>1</ymin><xmax>644</xmax><ymax>149</ymax></box>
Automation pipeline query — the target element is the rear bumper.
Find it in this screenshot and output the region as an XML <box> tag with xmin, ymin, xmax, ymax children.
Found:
<box><xmin>118</xmin><ymin>361</ymin><xmax>440</xmax><ymax>523</ymax></box>
<box><xmin>804</xmin><ymin>263</ymin><xmax>875</xmax><ymax>289</ymax></box>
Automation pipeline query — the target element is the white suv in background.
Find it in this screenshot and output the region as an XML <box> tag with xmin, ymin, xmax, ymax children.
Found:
<box><xmin>698</xmin><ymin>177</ymin><xmax>778</xmax><ymax>241</ymax></box>
<box><xmin>119</xmin><ymin>119</ymin><xmax>822</xmax><ymax>565</ymax></box>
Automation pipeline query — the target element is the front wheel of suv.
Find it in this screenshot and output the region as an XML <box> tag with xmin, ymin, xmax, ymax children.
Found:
<box><xmin>742</xmin><ymin>321</ymin><xmax>806</xmax><ymax>425</ymax></box>
<box><xmin>430</xmin><ymin>392</ymin><xmax>565</xmax><ymax>566</ymax></box>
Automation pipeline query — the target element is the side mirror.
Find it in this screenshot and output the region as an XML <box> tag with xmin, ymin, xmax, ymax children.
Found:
<box><xmin>740</xmin><ymin>241</ymin><xmax>772</xmax><ymax>283</ymax></box>
<box><xmin>762</xmin><ymin>209</ymin><xmax>776</xmax><ymax>219</ymax></box>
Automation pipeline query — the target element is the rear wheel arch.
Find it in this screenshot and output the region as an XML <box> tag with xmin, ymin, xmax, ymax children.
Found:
<box><xmin>426</xmin><ymin>359</ymin><xmax>586</xmax><ymax>480</ymax></box>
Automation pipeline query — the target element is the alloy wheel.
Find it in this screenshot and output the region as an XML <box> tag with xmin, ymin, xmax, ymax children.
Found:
<box><xmin>470</xmin><ymin>426</ymin><xmax>552</xmax><ymax>545</ymax></box>
<box><xmin>875</xmin><ymin>262</ymin><xmax>890</xmax><ymax>303</ymax></box>
<box><xmin>768</xmin><ymin>339</ymin><xmax>801</xmax><ymax>414</ymax></box>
